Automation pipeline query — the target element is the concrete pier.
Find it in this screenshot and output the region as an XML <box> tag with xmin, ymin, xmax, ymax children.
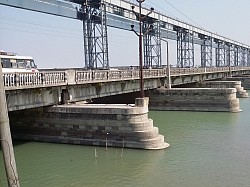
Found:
<box><xmin>226</xmin><ymin>77</ymin><xmax>250</xmax><ymax>90</ymax></box>
<box><xmin>200</xmin><ymin>81</ymin><xmax>249</xmax><ymax>98</ymax></box>
<box><xmin>10</xmin><ymin>98</ymin><xmax>169</xmax><ymax>150</ymax></box>
<box><xmin>149</xmin><ymin>88</ymin><xmax>240</xmax><ymax>112</ymax></box>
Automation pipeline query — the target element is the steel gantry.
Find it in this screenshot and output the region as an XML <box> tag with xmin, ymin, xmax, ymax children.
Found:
<box><xmin>234</xmin><ymin>46</ymin><xmax>239</xmax><ymax>66</ymax></box>
<box><xmin>247</xmin><ymin>49</ymin><xmax>250</xmax><ymax>66</ymax></box>
<box><xmin>240</xmin><ymin>48</ymin><xmax>247</xmax><ymax>66</ymax></box>
<box><xmin>143</xmin><ymin>17</ymin><xmax>162</xmax><ymax>68</ymax></box>
<box><xmin>175</xmin><ymin>27</ymin><xmax>194</xmax><ymax>68</ymax></box>
<box><xmin>200</xmin><ymin>34</ymin><xmax>213</xmax><ymax>67</ymax></box>
<box><xmin>77</xmin><ymin>0</ymin><xmax>109</xmax><ymax>69</ymax></box>
<box><xmin>215</xmin><ymin>40</ymin><xmax>226</xmax><ymax>67</ymax></box>
<box><xmin>226</xmin><ymin>44</ymin><xmax>235</xmax><ymax>67</ymax></box>
<box><xmin>1</xmin><ymin>0</ymin><xmax>250</xmax><ymax>69</ymax></box>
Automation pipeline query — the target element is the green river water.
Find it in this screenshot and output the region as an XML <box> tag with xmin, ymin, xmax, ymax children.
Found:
<box><xmin>1</xmin><ymin>93</ymin><xmax>250</xmax><ymax>187</ymax></box>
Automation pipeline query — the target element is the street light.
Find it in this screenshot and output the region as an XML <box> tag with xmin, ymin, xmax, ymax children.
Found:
<box><xmin>131</xmin><ymin>0</ymin><xmax>154</xmax><ymax>98</ymax></box>
<box><xmin>162</xmin><ymin>39</ymin><xmax>171</xmax><ymax>89</ymax></box>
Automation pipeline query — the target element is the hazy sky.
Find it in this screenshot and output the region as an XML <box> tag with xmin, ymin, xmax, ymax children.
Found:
<box><xmin>0</xmin><ymin>0</ymin><xmax>250</xmax><ymax>68</ymax></box>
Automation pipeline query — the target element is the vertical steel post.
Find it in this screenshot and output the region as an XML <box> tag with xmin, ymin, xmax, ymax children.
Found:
<box><xmin>162</xmin><ymin>39</ymin><xmax>171</xmax><ymax>89</ymax></box>
<box><xmin>138</xmin><ymin>0</ymin><xmax>144</xmax><ymax>98</ymax></box>
<box><xmin>0</xmin><ymin>61</ymin><xmax>20</xmax><ymax>187</ymax></box>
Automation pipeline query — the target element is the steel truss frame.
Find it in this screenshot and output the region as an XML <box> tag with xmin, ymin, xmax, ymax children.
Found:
<box><xmin>239</xmin><ymin>48</ymin><xmax>247</xmax><ymax>66</ymax></box>
<box><xmin>247</xmin><ymin>49</ymin><xmax>250</xmax><ymax>66</ymax></box>
<box><xmin>226</xmin><ymin>44</ymin><xmax>235</xmax><ymax>67</ymax></box>
<box><xmin>201</xmin><ymin>36</ymin><xmax>213</xmax><ymax>67</ymax></box>
<box><xmin>215</xmin><ymin>41</ymin><xmax>226</xmax><ymax>67</ymax></box>
<box><xmin>234</xmin><ymin>46</ymin><xmax>239</xmax><ymax>66</ymax></box>
<box><xmin>80</xmin><ymin>0</ymin><xmax>109</xmax><ymax>69</ymax></box>
<box><xmin>176</xmin><ymin>29</ymin><xmax>194</xmax><ymax>68</ymax></box>
<box><xmin>143</xmin><ymin>18</ymin><xmax>161</xmax><ymax>68</ymax></box>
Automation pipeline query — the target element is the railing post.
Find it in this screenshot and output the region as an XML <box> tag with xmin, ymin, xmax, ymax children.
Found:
<box><xmin>65</xmin><ymin>70</ymin><xmax>76</xmax><ymax>85</ymax></box>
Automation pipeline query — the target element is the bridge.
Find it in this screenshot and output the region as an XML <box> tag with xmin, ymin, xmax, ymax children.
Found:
<box><xmin>3</xmin><ymin>67</ymin><xmax>250</xmax><ymax>111</ymax></box>
<box><xmin>2</xmin><ymin>2</ymin><xmax>250</xmax><ymax>183</ymax></box>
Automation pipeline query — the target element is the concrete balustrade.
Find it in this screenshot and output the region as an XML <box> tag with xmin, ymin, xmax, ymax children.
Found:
<box><xmin>3</xmin><ymin>67</ymin><xmax>250</xmax><ymax>90</ymax></box>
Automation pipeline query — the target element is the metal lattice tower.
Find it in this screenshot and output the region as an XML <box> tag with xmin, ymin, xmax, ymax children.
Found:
<box><xmin>239</xmin><ymin>48</ymin><xmax>247</xmax><ymax>66</ymax></box>
<box><xmin>247</xmin><ymin>49</ymin><xmax>250</xmax><ymax>66</ymax></box>
<box><xmin>79</xmin><ymin>0</ymin><xmax>109</xmax><ymax>69</ymax></box>
<box><xmin>143</xmin><ymin>18</ymin><xmax>161</xmax><ymax>68</ymax></box>
<box><xmin>226</xmin><ymin>44</ymin><xmax>235</xmax><ymax>67</ymax></box>
<box><xmin>176</xmin><ymin>28</ymin><xmax>194</xmax><ymax>68</ymax></box>
<box><xmin>234</xmin><ymin>46</ymin><xmax>239</xmax><ymax>66</ymax></box>
<box><xmin>200</xmin><ymin>35</ymin><xmax>213</xmax><ymax>67</ymax></box>
<box><xmin>215</xmin><ymin>41</ymin><xmax>226</xmax><ymax>67</ymax></box>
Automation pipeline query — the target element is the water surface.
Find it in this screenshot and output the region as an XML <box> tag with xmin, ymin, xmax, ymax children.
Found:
<box><xmin>1</xmin><ymin>93</ymin><xmax>250</xmax><ymax>187</ymax></box>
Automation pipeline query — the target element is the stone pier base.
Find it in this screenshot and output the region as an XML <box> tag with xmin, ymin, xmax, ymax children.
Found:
<box><xmin>149</xmin><ymin>88</ymin><xmax>240</xmax><ymax>112</ymax></box>
<box><xmin>201</xmin><ymin>81</ymin><xmax>249</xmax><ymax>98</ymax></box>
<box><xmin>10</xmin><ymin>98</ymin><xmax>169</xmax><ymax>150</ymax></box>
<box><xmin>226</xmin><ymin>77</ymin><xmax>250</xmax><ymax>90</ymax></box>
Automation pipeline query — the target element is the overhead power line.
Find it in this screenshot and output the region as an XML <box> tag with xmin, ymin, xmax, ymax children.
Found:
<box><xmin>161</xmin><ymin>0</ymin><xmax>202</xmax><ymax>27</ymax></box>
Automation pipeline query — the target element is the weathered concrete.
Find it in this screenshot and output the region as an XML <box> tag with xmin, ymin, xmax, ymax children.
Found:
<box><xmin>149</xmin><ymin>88</ymin><xmax>240</xmax><ymax>112</ymax></box>
<box><xmin>200</xmin><ymin>81</ymin><xmax>249</xmax><ymax>98</ymax></box>
<box><xmin>10</xmin><ymin>98</ymin><xmax>169</xmax><ymax>150</ymax></box>
<box><xmin>226</xmin><ymin>77</ymin><xmax>250</xmax><ymax>90</ymax></box>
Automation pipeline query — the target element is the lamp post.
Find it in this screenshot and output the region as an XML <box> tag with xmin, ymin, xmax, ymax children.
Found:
<box><xmin>138</xmin><ymin>0</ymin><xmax>144</xmax><ymax>98</ymax></box>
<box><xmin>131</xmin><ymin>0</ymin><xmax>154</xmax><ymax>98</ymax></box>
<box><xmin>162</xmin><ymin>39</ymin><xmax>171</xmax><ymax>89</ymax></box>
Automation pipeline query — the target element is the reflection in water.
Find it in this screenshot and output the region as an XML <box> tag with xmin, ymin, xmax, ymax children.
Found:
<box><xmin>1</xmin><ymin>93</ymin><xmax>250</xmax><ymax>187</ymax></box>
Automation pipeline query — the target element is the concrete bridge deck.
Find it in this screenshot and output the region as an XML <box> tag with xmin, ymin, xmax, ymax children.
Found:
<box><xmin>3</xmin><ymin>67</ymin><xmax>250</xmax><ymax>111</ymax></box>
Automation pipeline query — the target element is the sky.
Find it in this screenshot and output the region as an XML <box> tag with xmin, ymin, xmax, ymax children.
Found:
<box><xmin>0</xmin><ymin>0</ymin><xmax>250</xmax><ymax>68</ymax></box>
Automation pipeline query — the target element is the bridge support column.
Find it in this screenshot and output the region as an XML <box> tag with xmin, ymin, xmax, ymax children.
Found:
<box><xmin>239</xmin><ymin>47</ymin><xmax>247</xmax><ymax>67</ymax></box>
<box><xmin>201</xmin><ymin>81</ymin><xmax>249</xmax><ymax>98</ymax></box>
<box><xmin>175</xmin><ymin>27</ymin><xmax>194</xmax><ymax>68</ymax></box>
<box><xmin>226</xmin><ymin>44</ymin><xmax>236</xmax><ymax>67</ymax></box>
<box><xmin>200</xmin><ymin>35</ymin><xmax>213</xmax><ymax>67</ymax></box>
<box><xmin>234</xmin><ymin>46</ymin><xmax>239</xmax><ymax>66</ymax></box>
<box><xmin>215</xmin><ymin>41</ymin><xmax>226</xmax><ymax>67</ymax></box>
<box><xmin>149</xmin><ymin>88</ymin><xmax>241</xmax><ymax>112</ymax></box>
<box><xmin>78</xmin><ymin>0</ymin><xmax>109</xmax><ymax>69</ymax></box>
<box><xmin>247</xmin><ymin>49</ymin><xmax>250</xmax><ymax>66</ymax></box>
<box><xmin>143</xmin><ymin>17</ymin><xmax>161</xmax><ymax>68</ymax></box>
<box><xmin>9</xmin><ymin>98</ymin><xmax>169</xmax><ymax>150</ymax></box>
